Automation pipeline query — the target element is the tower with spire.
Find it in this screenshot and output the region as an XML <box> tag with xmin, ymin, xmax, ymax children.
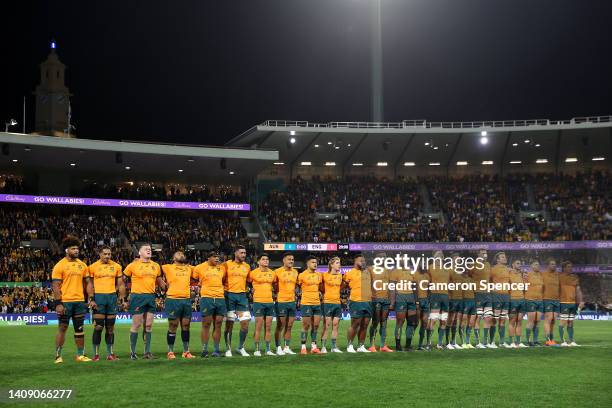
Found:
<box><xmin>33</xmin><ymin>40</ymin><xmax>74</xmax><ymax>137</ymax></box>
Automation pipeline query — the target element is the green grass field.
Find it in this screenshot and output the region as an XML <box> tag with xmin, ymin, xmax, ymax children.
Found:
<box><xmin>1</xmin><ymin>320</ymin><xmax>612</xmax><ymax>407</ymax></box>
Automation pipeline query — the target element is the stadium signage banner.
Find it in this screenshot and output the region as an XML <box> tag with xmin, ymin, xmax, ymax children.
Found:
<box><xmin>0</xmin><ymin>194</ymin><xmax>250</xmax><ymax>211</ymax></box>
<box><xmin>264</xmin><ymin>241</ymin><xmax>612</xmax><ymax>251</ymax></box>
<box><xmin>0</xmin><ymin>282</ymin><xmax>42</xmax><ymax>287</ymax></box>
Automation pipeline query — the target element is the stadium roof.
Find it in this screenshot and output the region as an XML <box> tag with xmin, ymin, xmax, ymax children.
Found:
<box><xmin>0</xmin><ymin>132</ymin><xmax>278</xmax><ymax>181</ymax></box>
<box><xmin>226</xmin><ymin>115</ymin><xmax>612</xmax><ymax>171</ymax></box>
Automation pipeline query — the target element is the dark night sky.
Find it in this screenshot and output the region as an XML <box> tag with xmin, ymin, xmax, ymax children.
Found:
<box><xmin>3</xmin><ymin>0</ymin><xmax>612</xmax><ymax>146</ymax></box>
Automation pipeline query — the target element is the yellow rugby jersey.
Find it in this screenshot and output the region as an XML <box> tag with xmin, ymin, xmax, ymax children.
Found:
<box><xmin>490</xmin><ymin>264</ymin><xmax>510</xmax><ymax>294</ymax></box>
<box><xmin>541</xmin><ymin>270</ymin><xmax>560</xmax><ymax>300</ymax></box>
<box><xmin>274</xmin><ymin>267</ymin><xmax>299</xmax><ymax>302</ymax></box>
<box><xmin>461</xmin><ymin>274</ymin><xmax>475</xmax><ymax>299</ymax></box>
<box><xmin>248</xmin><ymin>268</ymin><xmax>274</xmax><ymax>303</ymax></box>
<box><xmin>123</xmin><ymin>259</ymin><xmax>161</xmax><ymax>294</ymax></box>
<box><xmin>428</xmin><ymin>266</ymin><xmax>451</xmax><ymax>295</ymax></box>
<box><xmin>162</xmin><ymin>264</ymin><xmax>193</xmax><ymax>299</ymax></box>
<box><xmin>89</xmin><ymin>260</ymin><xmax>122</xmax><ymax>294</ymax></box>
<box><xmin>298</xmin><ymin>271</ymin><xmax>322</xmax><ymax>306</ymax></box>
<box><xmin>322</xmin><ymin>272</ymin><xmax>342</xmax><ymax>304</ymax></box>
<box><xmin>343</xmin><ymin>268</ymin><xmax>372</xmax><ymax>302</ymax></box>
<box><xmin>471</xmin><ymin>261</ymin><xmax>491</xmax><ymax>293</ymax></box>
<box><xmin>559</xmin><ymin>273</ymin><xmax>579</xmax><ymax>303</ymax></box>
<box><xmin>449</xmin><ymin>272</ymin><xmax>464</xmax><ymax>300</ymax></box>
<box><xmin>222</xmin><ymin>260</ymin><xmax>251</xmax><ymax>293</ymax></box>
<box><xmin>370</xmin><ymin>267</ymin><xmax>391</xmax><ymax>299</ymax></box>
<box><xmin>415</xmin><ymin>271</ymin><xmax>430</xmax><ymax>299</ymax></box>
<box><xmin>52</xmin><ymin>258</ymin><xmax>89</xmax><ymax>302</ymax></box>
<box><xmin>389</xmin><ymin>268</ymin><xmax>414</xmax><ymax>294</ymax></box>
<box><xmin>509</xmin><ymin>269</ymin><xmax>525</xmax><ymax>299</ymax></box>
<box><xmin>525</xmin><ymin>272</ymin><xmax>544</xmax><ymax>301</ymax></box>
<box><xmin>192</xmin><ymin>262</ymin><xmax>225</xmax><ymax>299</ymax></box>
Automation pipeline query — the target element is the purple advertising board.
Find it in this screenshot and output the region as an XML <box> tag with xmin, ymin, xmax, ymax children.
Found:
<box><xmin>0</xmin><ymin>194</ymin><xmax>250</xmax><ymax>211</ymax></box>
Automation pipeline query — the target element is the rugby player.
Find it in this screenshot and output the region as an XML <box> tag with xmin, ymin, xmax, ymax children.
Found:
<box><xmin>124</xmin><ymin>243</ymin><xmax>165</xmax><ymax>360</ymax></box>
<box><xmin>389</xmin><ymin>265</ymin><xmax>417</xmax><ymax>351</ymax></box>
<box><xmin>222</xmin><ymin>245</ymin><xmax>252</xmax><ymax>357</ymax></box>
<box><xmin>558</xmin><ymin>261</ymin><xmax>584</xmax><ymax>347</ymax></box>
<box><xmin>369</xmin><ymin>252</ymin><xmax>393</xmax><ymax>352</ymax></box>
<box><xmin>192</xmin><ymin>251</ymin><xmax>226</xmax><ymax>358</ymax></box>
<box><xmin>508</xmin><ymin>259</ymin><xmax>527</xmax><ymax>348</ymax></box>
<box><xmin>447</xmin><ymin>252</ymin><xmax>464</xmax><ymax>349</ymax></box>
<box><xmin>298</xmin><ymin>255</ymin><xmax>323</xmax><ymax>354</ymax></box>
<box><xmin>427</xmin><ymin>250</ymin><xmax>452</xmax><ymax>350</ymax></box>
<box><xmin>89</xmin><ymin>245</ymin><xmax>126</xmax><ymax>361</ymax></box>
<box><xmin>52</xmin><ymin>236</ymin><xmax>94</xmax><ymax>363</ymax></box>
<box><xmin>472</xmin><ymin>249</ymin><xmax>492</xmax><ymax>349</ymax></box>
<box><xmin>162</xmin><ymin>251</ymin><xmax>195</xmax><ymax>359</ymax></box>
<box><xmin>459</xmin><ymin>265</ymin><xmax>476</xmax><ymax>349</ymax></box>
<box><xmin>344</xmin><ymin>253</ymin><xmax>372</xmax><ymax>353</ymax></box>
<box><xmin>320</xmin><ymin>256</ymin><xmax>343</xmax><ymax>353</ymax></box>
<box><xmin>414</xmin><ymin>266</ymin><xmax>431</xmax><ymax>350</ymax></box>
<box><xmin>248</xmin><ymin>253</ymin><xmax>276</xmax><ymax>356</ymax></box>
<box><xmin>542</xmin><ymin>258</ymin><xmax>560</xmax><ymax>346</ymax></box>
<box><xmin>524</xmin><ymin>260</ymin><xmax>544</xmax><ymax>346</ymax></box>
<box><xmin>490</xmin><ymin>252</ymin><xmax>511</xmax><ymax>348</ymax></box>
<box><xmin>273</xmin><ymin>252</ymin><xmax>299</xmax><ymax>355</ymax></box>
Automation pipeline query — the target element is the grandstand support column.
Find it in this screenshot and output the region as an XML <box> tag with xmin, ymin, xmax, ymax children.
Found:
<box><xmin>554</xmin><ymin>130</ymin><xmax>562</xmax><ymax>175</ymax></box>
<box><xmin>500</xmin><ymin>131</ymin><xmax>511</xmax><ymax>176</ymax></box>
<box><xmin>393</xmin><ymin>134</ymin><xmax>415</xmax><ymax>179</ymax></box>
<box><xmin>445</xmin><ymin>133</ymin><xmax>463</xmax><ymax>177</ymax></box>
<box><xmin>341</xmin><ymin>133</ymin><xmax>368</xmax><ymax>177</ymax></box>
<box><xmin>370</xmin><ymin>0</ymin><xmax>384</xmax><ymax>122</ymax></box>
<box><xmin>290</xmin><ymin>132</ymin><xmax>322</xmax><ymax>180</ymax></box>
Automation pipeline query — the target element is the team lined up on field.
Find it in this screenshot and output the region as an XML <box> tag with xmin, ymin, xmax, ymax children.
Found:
<box><xmin>50</xmin><ymin>236</ymin><xmax>583</xmax><ymax>363</ymax></box>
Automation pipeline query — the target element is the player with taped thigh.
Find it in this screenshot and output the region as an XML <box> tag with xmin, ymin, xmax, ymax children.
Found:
<box><xmin>192</xmin><ymin>251</ymin><xmax>226</xmax><ymax>357</ymax></box>
<box><xmin>273</xmin><ymin>252</ymin><xmax>299</xmax><ymax>355</ymax></box>
<box><xmin>390</xmin><ymin>265</ymin><xmax>417</xmax><ymax>351</ymax></box>
<box><xmin>320</xmin><ymin>257</ymin><xmax>343</xmax><ymax>353</ymax></box>
<box><xmin>427</xmin><ymin>250</ymin><xmax>452</xmax><ymax>350</ymax></box>
<box><xmin>472</xmin><ymin>249</ymin><xmax>492</xmax><ymax>349</ymax></box>
<box><xmin>524</xmin><ymin>260</ymin><xmax>544</xmax><ymax>346</ymax></box>
<box><xmin>490</xmin><ymin>252</ymin><xmax>511</xmax><ymax>348</ymax></box>
<box><xmin>124</xmin><ymin>243</ymin><xmax>164</xmax><ymax>360</ymax></box>
<box><xmin>162</xmin><ymin>251</ymin><xmax>195</xmax><ymax>359</ymax></box>
<box><xmin>52</xmin><ymin>236</ymin><xmax>95</xmax><ymax>363</ymax></box>
<box><xmin>222</xmin><ymin>245</ymin><xmax>252</xmax><ymax>357</ymax></box>
<box><xmin>89</xmin><ymin>245</ymin><xmax>126</xmax><ymax>361</ymax></box>
<box><xmin>558</xmin><ymin>261</ymin><xmax>584</xmax><ymax>347</ymax></box>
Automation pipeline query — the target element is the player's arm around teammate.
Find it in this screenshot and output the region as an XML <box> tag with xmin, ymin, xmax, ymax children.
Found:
<box><xmin>222</xmin><ymin>245</ymin><xmax>252</xmax><ymax>357</ymax></box>
<box><xmin>558</xmin><ymin>261</ymin><xmax>583</xmax><ymax>347</ymax></box>
<box><xmin>52</xmin><ymin>236</ymin><xmax>92</xmax><ymax>363</ymax></box>
<box><xmin>344</xmin><ymin>254</ymin><xmax>373</xmax><ymax>353</ymax></box>
<box><xmin>298</xmin><ymin>255</ymin><xmax>322</xmax><ymax>354</ymax></box>
<box><xmin>542</xmin><ymin>258</ymin><xmax>560</xmax><ymax>346</ymax></box>
<box><xmin>508</xmin><ymin>259</ymin><xmax>527</xmax><ymax>348</ymax></box>
<box><xmin>249</xmin><ymin>253</ymin><xmax>276</xmax><ymax>356</ymax></box>
<box><xmin>320</xmin><ymin>257</ymin><xmax>343</xmax><ymax>353</ymax></box>
<box><xmin>525</xmin><ymin>260</ymin><xmax>544</xmax><ymax>346</ymax></box>
<box><xmin>273</xmin><ymin>253</ymin><xmax>299</xmax><ymax>355</ymax></box>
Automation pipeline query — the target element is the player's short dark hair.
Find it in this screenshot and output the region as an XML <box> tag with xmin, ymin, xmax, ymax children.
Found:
<box><xmin>282</xmin><ymin>252</ymin><xmax>294</xmax><ymax>259</ymax></box>
<box><xmin>258</xmin><ymin>253</ymin><xmax>270</xmax><ymax>260</ymax></box>
<box><xmin>561</xmin><ymin>261</ymin><xmax>572</xmax><ymax>270</ymax></box>
<box><xmin>138</xmin><ymin>242</ymin><xmax>152</xmax><ymax>251</ymax></box>
<box><xmin>234</xmin><ymin>245</ymin><xmax>246</xmax><ymax>252</ymax></box>
<box><xmin>451</xmin><ymin>251</ymin><xmax>461</xmax><ymax>258</ymax></box>
<box><xmin>98</xmin><ymin>245</ymin><xmax>111</xmax><ymax>253</ymax></box>
<box><xmin>353</xmin><ymin>253</ymin><xmax>364</xmax><ymax>260</ymax></box>
<box><xmin>208</xmin><ymin>250</ymin><xmax>220</xmax><ymax>258</ymax></box>
<box><xmin>62</xmin><ymin>235</ymin><xmax>81</xmax><ymax>250</ymax></box>
<box><xmin>305</xmin><ymin>254</ymin><xmax>317</xmax><ymax>263</ymax></box>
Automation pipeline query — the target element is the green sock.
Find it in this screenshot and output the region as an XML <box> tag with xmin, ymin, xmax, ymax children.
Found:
<box><xmin>559</xmin><ymin>326</ymin><xmax>565</xmax><ymax>342</ymax></box>
<box><xmin>265</xmin><ymin>341</ymin><xmax>271</xmax><ymax>352</ymax></box>
<box><xmin>255</xmin><ymin>342</ymin><xmax>260</xmax><ymax>351</ymax></box>
<box><xmin>106</xmin><ymin>341</ymin><xmax>112</xmax><ymax>355</ymax></box>
<box><xmin>568</xmin><ymin>326</ymin><xmax>574</xmax><ymax>341</ymax></box>
<box><xmin>426</xmin><ymin>329</ymin><xmax>432</xmax><ymax>345</ymax></box>
<box><xmin>213</xmin><ymin>341</ymin><xmax>219</xmax><ymax>353</ymax></box>
<box><xmin>526</xmin><ymin>328</ymin><xmax>532</xmax><ymax>342</ymax></box>
<box><xmin>144</xmin><ymin>331</ymin><xmax>152</xmax><ymax>354</ymax></box>
<box><xmin>473</xmin><ymin>328</ymin><xmax>479</xmax><ymax>343</ymax></box>
<box><xmin>203</xmin><ymin>341</ymin><xmax>209</xmax><ymax>352</ymax></box>
<box><xmin>515</xmin><ymin>335</ymin><xmax>521</xmax><ymax>344</ymax></box>
<box><xmin>499</xmin><ymin>325</ymin><xmax>506</xmax><ymax>343</ymax></box>
<box><xmin>466</xmin><ymin>327</ymin><xmax>471</xmax><ymax>343</ymax></box>
<box><xmin>418</xmin><ymin>326</ymin><xmax>425</xmax><ymax>347</ymax></box>
<box><xmin>533</xmin><ymin>327</ymin><xmax>539</xmax><ymax>342</ymax></box>
<box><xmin>130</xmin><ymin>332</ymin><xmax>138</xmax><ymax>354</ymax></box>
<box><xmin>285</xmin><ymin>339</ymin><xmax>291</xmax><ymax>347</ymax></box>
<box><xmin>445</xmin><ymin>326</ymin><xmax>450</xmax><ymax>344</ymax></box>
<box><xmin>77</xmin><ymin>347</ymin><xmax>84</xmax><ymax>356</ymax></box>
<box><xmin>438</xmin><ymin>327</ymin><xmax>445</xmax><ymax>345</ymax></box>
<box><xmin>238</xmin><ymin>329</ymin><xmax>247</xmax><ymax>349</ymax></box>
<box><xmin>369</xmin><ymin>325</ymin><xmax>376</xmax><ymax>347</ymax></box>
<box><xmin>300</xmin><ymin>331</ymin><xmax>307</xmax><ymax>345</ymax></box>
<box><xmin>379</xmin><ymin>322</ymin><xmax>387</xmax><ymax>347</ymax></box>
<box><xmin>458</xmin><ymin>326</ymin><xmax>464</xmax><ymax>344</ymax></box>
<box><xmin>490</xmin><ymin>326</ymin><xmax>496</xmax><ymax>343</ymax></box>
<box><xmin>483</xmin><ymin>328</ymin><xmax>489</xmax><ymax>343</ymax></box>
<box><xmin>451</xmin><ymin>326</ymin><xmax>457</xmax><ymax>344</ymax></box>
<box><xmin>55</xmin><ymin>346</ymin><xmax>62</xmax><ymax>358</ymax></box>
<box><xmin>167</xmin><ymin>331</ymin><xmax>176</xmax><ymax>352</ymax></box>
<box><xmin>406</xmin><ymin>325</ymin><xmax>414</xmax><ymax>343</ymax></box>
<box><xmin>331</xmin><ymin>338</ymin><xmax>337</xmax><ymax>349</ymax></box>
<box><xmin>310</xmin><ymin>329</ymin><xmax>318</xmax><ymax>345</ymax></box>
<box><xmin>395</xmin><ymin>324</ymin><xmax>401</xmax><ymax>341</ymax></box>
